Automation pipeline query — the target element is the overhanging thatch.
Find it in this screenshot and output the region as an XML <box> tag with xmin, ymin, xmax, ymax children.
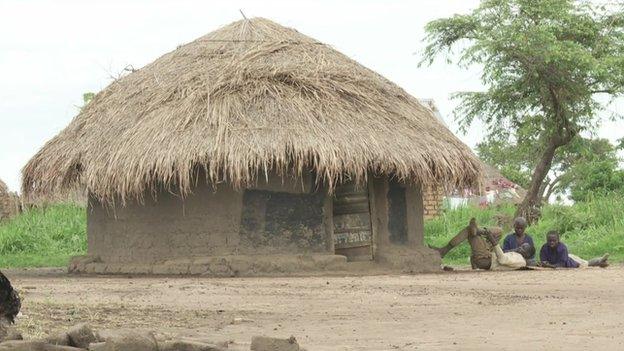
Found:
<box><xmin>0</xmin><ymin>179</ymin><xmax>8</xmax><ymax>220</ymax></box>
<box><xmin>23</xmin><ymin>18</ymin><xmax>483</xmax><ymax>203</ymax></box>
<box><xmin>0</xmin><ymin>179</ymin><xmax>20</xmax><ymax>220</ymax></box>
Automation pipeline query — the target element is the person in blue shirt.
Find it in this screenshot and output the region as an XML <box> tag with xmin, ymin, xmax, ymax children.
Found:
<box><xmin>540</xmin><ymin>231</ymin><xmax>609</xmax><ymax>268</ymax></box>
<box><xmin>502</xmin><ymin>217</ymin><xmax>536</xmax><ymax>263</ymax></box>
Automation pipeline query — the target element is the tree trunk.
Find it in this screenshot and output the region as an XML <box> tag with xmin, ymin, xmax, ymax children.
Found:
<box><xmin>537</xmin><ymin>178</ymin><xmax>549</xmax><ymax>203</ymax></box>
<box><xmin>516</xmin><ymin>83</ymin><xmax>576</xmax><ymax>223</ymax></box>
<box><xmin>542</xmin><ymin>174</ymin><xmax>564</xmax><ymax>203</ymax></box>
<box><xmin>515</xmin><ymin>138</ymin><xmax>561</xmax><ymax>223</ymax></box>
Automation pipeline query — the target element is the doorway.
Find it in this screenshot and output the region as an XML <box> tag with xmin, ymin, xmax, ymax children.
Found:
<box><xmin>332</xmin><ymin>181</ymin><xmax>373</xmax><ymax>261</ymax></box>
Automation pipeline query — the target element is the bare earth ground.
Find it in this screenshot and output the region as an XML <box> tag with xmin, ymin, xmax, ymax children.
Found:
<box><xmin>6</xmin><ymin>266</ymin><xmax>624</xmax><ymax>350</ymax></box>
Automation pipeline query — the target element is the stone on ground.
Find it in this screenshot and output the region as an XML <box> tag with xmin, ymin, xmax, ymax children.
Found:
<box><xmin>250</xmin><ymin>336</ymin><xmax>300</xmax><ymax>351</ymax></box>
<box><xmin>44</xmin><ymin>332</ymin><xmax>71</xmax><ymax>346</ymax></box>
<box><xmin>67</xmin><ymin>323</ymin><xmax>96</xmax><ymax>348</ymax></box>
<box><xmin>89</xmin><ymin>329</ymin><xmax>158</xmax><ymax>351</ymax></box>
<box><xmin>0</xmin><ymin>340</ymin><xmax>85</xmax><ymax>350</ymax></box>
<box><xmin>159</xmin><ymin>339</ymin><xmax>227</xmax><ymax>351</ymax></box>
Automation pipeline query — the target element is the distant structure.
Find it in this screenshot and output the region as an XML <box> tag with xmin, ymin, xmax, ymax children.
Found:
<box><xmin>23</xmin><ymin>18</ymin><xmax>483</xmax><ymax>275</ymax></box>
<box><xmin>418</xmin><ymin>99</ymin><xmax>525</xmax><ymax>218</ymax></box>
<box><xmin>418</xmin><ymin>99</ymin><xmax>449</xmax><ymax>219</ymax></box>
<box><xmin>0</xmin><ymin>179</ymin><xmax>20</xmax><ymax>221</ymax></box>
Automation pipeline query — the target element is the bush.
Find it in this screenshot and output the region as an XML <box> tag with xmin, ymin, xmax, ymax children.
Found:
<box><xmin>0</xmin><ymin>204</ymin><xmax>86</xmax><ymax>267</ymax></box>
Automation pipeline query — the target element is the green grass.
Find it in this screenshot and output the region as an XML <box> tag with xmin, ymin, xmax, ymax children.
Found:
<box><xmin>425</xmin><ymin>192</ymin><xmax>624</xmax><ymax>266</ymax></box>
<box><xmin>0</xmin><ymin>204</ymin><xmax>86</xmax><ymax>268</ymax></box>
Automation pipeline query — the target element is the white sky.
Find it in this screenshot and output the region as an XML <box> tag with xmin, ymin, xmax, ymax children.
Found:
<box><xmin>1</xmin><ymin>0</ymin><xmax>622</xmax><ymax>192</ymax></box>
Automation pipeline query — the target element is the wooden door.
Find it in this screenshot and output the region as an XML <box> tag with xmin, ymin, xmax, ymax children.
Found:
<box><xmin>332</xmin><ymin>181</ymin><xmax>373</xmax><ymax>261</ymax></box>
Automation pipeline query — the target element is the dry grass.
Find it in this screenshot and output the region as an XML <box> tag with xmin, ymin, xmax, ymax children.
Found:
<box><xmin>23</xmin><ymin>18</ymin><xmax>482</xmax><ymax>204</ymax></box>
<box><xmin>0</xmin><ymin>179</ymin><xmax>20</xmax><ymax>221</ymax></box>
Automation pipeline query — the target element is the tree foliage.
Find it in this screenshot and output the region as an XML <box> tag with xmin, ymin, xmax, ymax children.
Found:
<box><xmin>562</xmin><ymin>138</ymin><xmax>624</xmax><ymax>201</ymax></box>
<box><xmin>478</xmin><ymin>136</ymin><xmax>623</xmax><ymax>202</ymax></box>
<box><xmin>421</xmin><ymin>0</ymin><xmax>624</xmax><ymax>221</ymax></box>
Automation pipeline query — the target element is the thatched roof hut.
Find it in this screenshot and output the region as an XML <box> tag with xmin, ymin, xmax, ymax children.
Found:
<box><xmin>23</xmin><ymin>18</ymin><xmax>481</xmax><ymax>203</ymax></box>
<box><xmin>23</xmin><ymin>18</ymin><xmax>482</xmax><ymax>275</ymax></box>
<box><xmin>0</xmin><ymin>179</ymin><xmax>9</xmax><ymax>220</ymax></box>
<box><xmin>0</xmin><ymin>179</ymin><xmax>20</xmax><ymax>221</ymax></box>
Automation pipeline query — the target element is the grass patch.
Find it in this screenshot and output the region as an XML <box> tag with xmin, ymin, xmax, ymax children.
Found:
<box><xmin>0</xmin><ymin>253</ymin><xmax>76</xmax><ymax>268</ymax></box>
<box><xmin>425</xmin><ymin>192</ymin><xmax>624</xmax><ymax>266</ymax></box>
<box><xmin>0</xmin><ymin>204</ymin><xmax>86</xmax><ymax>268</ymax></box>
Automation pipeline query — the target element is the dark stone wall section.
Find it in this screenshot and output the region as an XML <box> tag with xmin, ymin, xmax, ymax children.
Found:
<box><xmin>240</xmin><ymin>189</ymin><xmax>327</xmax><ymax>253</ymax></box>
<box><xmin>387</xmin><ymin>178</ymin><xmax>408</xmax><ymax>244</ymax></box>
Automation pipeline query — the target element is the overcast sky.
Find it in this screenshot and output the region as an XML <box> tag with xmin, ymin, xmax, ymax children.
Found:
<box><xmin>1</xmin><ymin>0</ymin><xmax>622</xmax><ymax>192</ymax></box>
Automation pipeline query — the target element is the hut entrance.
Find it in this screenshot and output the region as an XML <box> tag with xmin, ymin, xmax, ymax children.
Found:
<box><xmin>332</xmin><ymin>181</ymin><xmax>373</xmax><ymax>261</ymax></box>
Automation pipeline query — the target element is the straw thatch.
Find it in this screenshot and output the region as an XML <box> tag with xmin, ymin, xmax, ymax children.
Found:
<box><xmin>0</xmin><ymin>179</ymin><xmax>20</xmax><ymax>221</ymax></box>
<box><xmin>0</xmin><ymin>179</ymin><xmax>8</xmax><ymax>220</ymax></box>
<box><xmin>23</xmin><ymin>18</ymin><xmax>482</xmax><ymax>203</ymax></box>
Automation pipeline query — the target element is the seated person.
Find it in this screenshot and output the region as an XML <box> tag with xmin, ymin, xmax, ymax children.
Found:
<box><xmin>502</xmin><ymin>217</ymin><xmax>536</xmax><ymax>262</ymax></box>
<box><xmin>539</xmin><ymin>231</ymin><xmax>609</xmax><ymax>268</ymax></box>
<box><xmin>431</xmin><ymin>218</ymin><xmax>526</xmax><ymax>270</ymax></box>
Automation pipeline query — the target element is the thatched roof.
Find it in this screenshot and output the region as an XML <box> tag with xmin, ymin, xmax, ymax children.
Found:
<box><xmin>23</xmin><ymin>18</ymin><xmax>482</xmax><ymax>203</ymax></box>
<box><xmin>0</xmin><ymin>179</ymin><xmax>18</xmax><ymax>220</ymax></box>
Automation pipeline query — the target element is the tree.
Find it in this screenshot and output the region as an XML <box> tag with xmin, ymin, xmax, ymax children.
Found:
<box><xmin>561</xmin><ymin>138</ymin><xmax>624</xmax><ymax>201</ymax></box>
<box><xmin>475</xmin><ymin>122</ymin><xmax>540</xmax><ymax>190</ymax></box>
<box><xmin>421</xmin><ymin>0</ymin><xmax>624</xmax><ymax>222</ymax></box>
<box><xmin>477</xmin><ymin>136</ymin><xmax>622</xmax><ymax>203</ymax></box>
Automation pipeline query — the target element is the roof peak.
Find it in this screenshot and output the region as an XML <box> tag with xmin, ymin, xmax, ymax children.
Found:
<box><xmin>197</xmin><ymin>17</ymin><xmax>316</xmax><ymax>44</ymax></box>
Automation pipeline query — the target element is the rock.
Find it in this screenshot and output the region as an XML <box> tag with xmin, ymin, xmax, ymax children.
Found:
<box><xmin>95</xmin><ymin>329</ymin><xmax>154</xmax><ymax>343</ymax></box>
<box><xmin>44</xmin><ymin>332</ymin><xmax>71</xmax><ymax>346</ymax></box>
<box><xmin>89</xmin><ymin>329</ymin><xmax>158</xmax><ymax>351</ymax></box>
<box><xmin>93</xmin><ymin>330</ymin><xmax>114</xmax><ymax>343</ymax></box>
<box><xmin>231</xmin><ymin>317</ymin><xmax>254</xmax><ymax>324</ymax></box>
<box><xmin>250</xmin><ymin>336</ymin><xmax>300</xmax><ymax>351</ymax></box>
<box><xmin>159</xmin><ymin>340</ymin><xmax>226</xmax><ymax>351</ymax></box>
<box><xmin>0</xmin><ymin>340</ymin><xmax>85</xmax><ymax>350</ymax></box>
<box><xmin>67</xmin><ymin>323</ymin><xmax>97</xmax><ymax>349</ymax></box>
<box><xmin>87</xmin><ymin>342</ymin><xmax>106</xmax><ymax>350</ymax></box>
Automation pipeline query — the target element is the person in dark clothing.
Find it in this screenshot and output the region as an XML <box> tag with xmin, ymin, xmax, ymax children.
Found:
<box><xmin>431</xmin><ymin>218</ymin><xmax>527</xmax><ymax>270</ymax></box>
<box><xmin>540</xmin><ymin>231</ymin><xmax>609</xmax><ymax>268</ymax></box>
<box><xmin>0</xmin><ymin>271</ymin><xmax>19</xmax><ymax>324</ymax></box>
<box><xmin>431</xmin><ymin>218</ymin><xmax>499</xmax><ymax>269</ymax></box>
<box><xmin>502</xmin><ymin>217</ymin><xmax>536</xmax><ymax>266</ymax></box>
<box><xmin>0</xmin><ymin>270</ymin><xmax>20</xmax><ymax>341</ymax></box>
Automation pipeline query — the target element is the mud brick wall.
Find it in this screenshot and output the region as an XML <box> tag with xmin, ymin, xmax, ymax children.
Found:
<box><xmin>422</xmin><ymin>185</ymin><xmax>444</xmax><ymax>219</ymax></box>
<box><xmin>87</xmin><ymin>173</ymin><xmax>331</xmax><ymax>263</ymax></box>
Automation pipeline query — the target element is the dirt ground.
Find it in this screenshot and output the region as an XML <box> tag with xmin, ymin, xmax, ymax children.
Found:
<box><xmin>6</xmin><ymin>265</ymin><xmax>624</xmax><ymax>350</ymax></box>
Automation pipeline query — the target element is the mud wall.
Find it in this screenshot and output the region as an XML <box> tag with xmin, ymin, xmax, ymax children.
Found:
<box><xmin>405</xmin><ymin>183</ymin><xmax>425</xmax><ymax>246</ymax></box>
<box><xmin>369</xmin><ymin>177</ymin><xmax>426</xmax><ymax>252</ymax></box>
<box><xmin>87</xmin><ymin>173</ymin><xmax>330</xmax><ymax>263</ymax></box>
<box><xmin>369</xmin><ymin>177</ymin><xmax>439</xmax><ymax>271</ymax></box>
<box><xmin>239</xmin><ymin>189</ymin><xmax>327</xmax><ymax>253</ymax></box>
